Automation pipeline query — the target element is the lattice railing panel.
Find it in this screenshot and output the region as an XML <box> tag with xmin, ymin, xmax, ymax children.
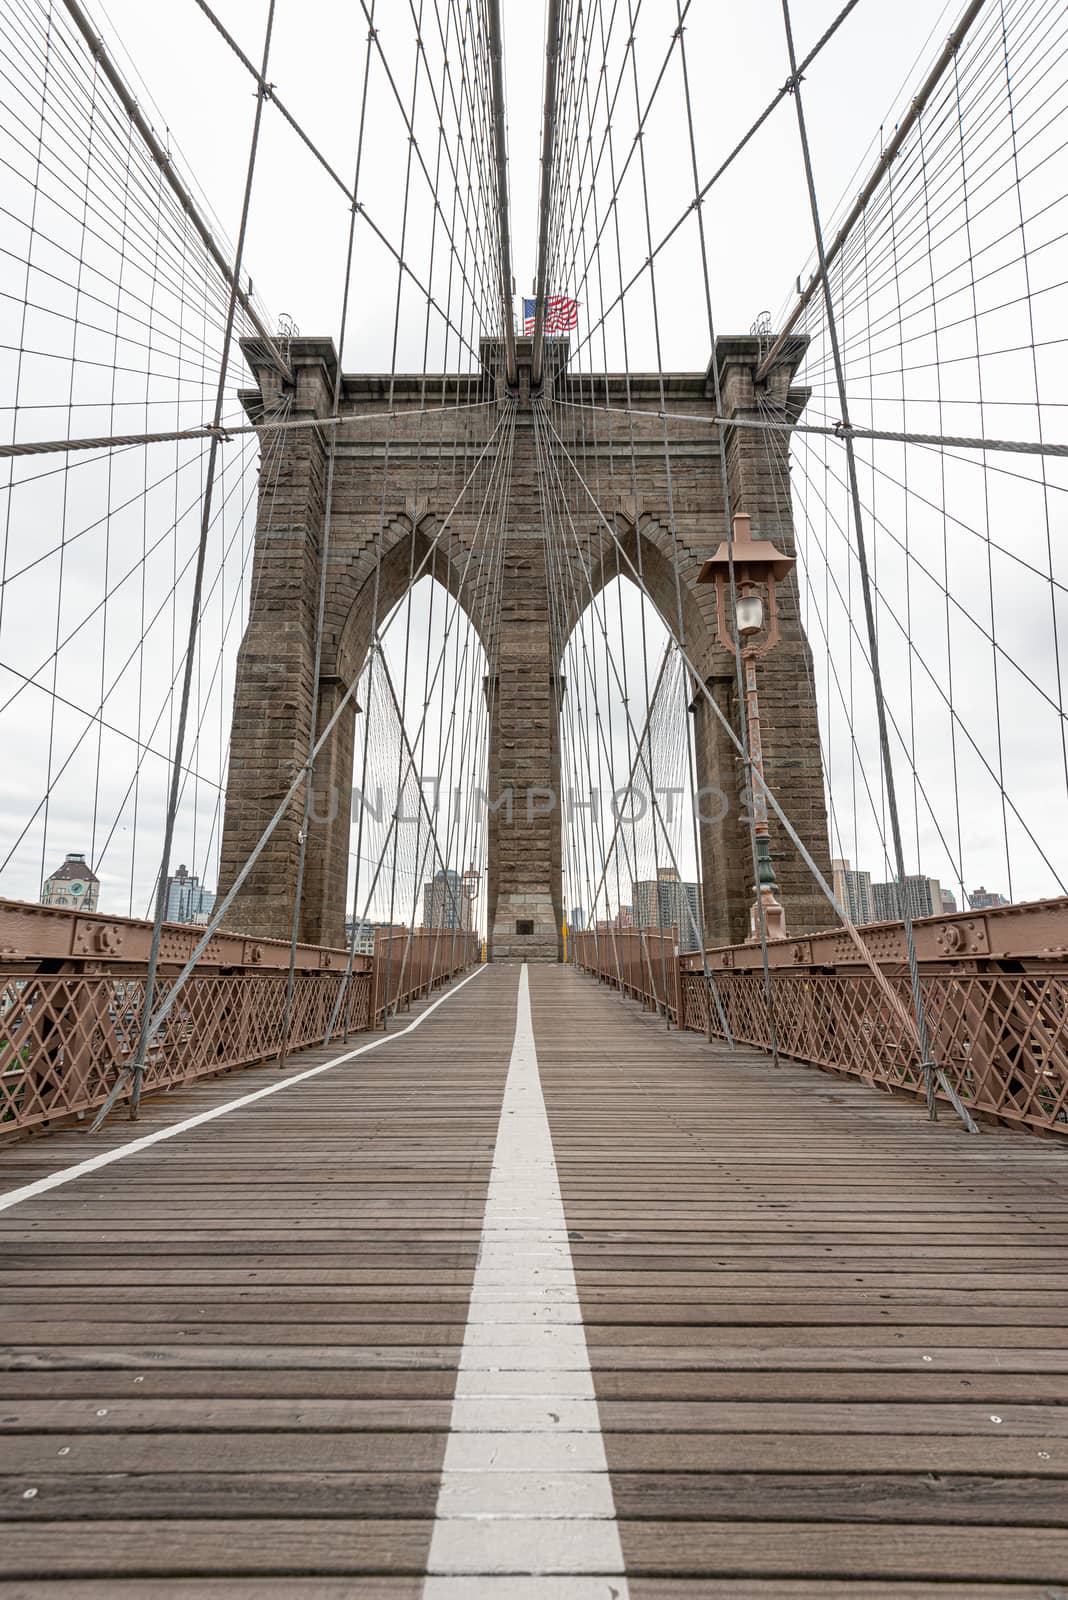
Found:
<box><xmin>679</xmin><ymin>971</ymin><xmax>1068</xmax><ymax>1137</ymax></box>
<box><xmin>0</xmin><ymin>971</ymin><xmax>370</xmax><ymax>1134</ymax></box>
<box><xmin>575</xmin><ymin>925</ymin><xmax>1068</xmax><ymax>1136</ymax></box>
<box><xmin>0</xmin><ymin>922</ymin><xmax>479</xmax><ymax>1137</ymax></box>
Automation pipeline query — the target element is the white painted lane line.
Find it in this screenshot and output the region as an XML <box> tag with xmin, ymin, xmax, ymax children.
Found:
<box><xmin>424</xmin><ymin>1583</ymin><xmax>626</xmax><ymax>1600</ymax></box>
<box><xmin>0</xmin><ymin>963</ymin><xmax>488</xmax><ymax>1215</ymax></box>
<box><xmin>423</xmin><ymin>964</ymin><xmax>629</xmax><ymax>1597</ymax></box>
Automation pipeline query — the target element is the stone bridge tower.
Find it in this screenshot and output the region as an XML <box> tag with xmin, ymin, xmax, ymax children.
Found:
<box><xmin>217</xmin><ymin>334</ymin><xmax>833</xmax><ymax>958</ymax></box>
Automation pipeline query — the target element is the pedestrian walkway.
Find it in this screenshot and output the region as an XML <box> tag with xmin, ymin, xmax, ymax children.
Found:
<box><xmin>1</xmin><ymin>962</ymin><xmax>1067</xmax><ymax>1593</ymax></box>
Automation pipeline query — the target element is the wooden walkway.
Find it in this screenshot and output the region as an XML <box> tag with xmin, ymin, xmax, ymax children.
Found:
<box><xmin>1</xmin><ymin>961</ymin><xmax>1067</xmax><ymax>1595</ymax></box>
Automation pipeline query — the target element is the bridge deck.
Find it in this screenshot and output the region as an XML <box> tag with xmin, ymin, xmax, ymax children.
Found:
<box><xmin>1</xmin><ymin>963</ymin><xmax>1067</xmax><ymax>1595</ymax></box>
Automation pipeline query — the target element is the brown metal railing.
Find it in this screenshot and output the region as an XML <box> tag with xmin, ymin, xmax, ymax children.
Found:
<box><xmin>0</xmin><ymin>969</ymin><xmax>369</xmax><ymax>1135</ymax></box>
<box><xmin>571</xmin><ymin>927</ymin><xmax>680</xmax><ymax>1021</ymax></box>
<box><xmin>370</xmin><ymin>926</ymin><xmax>481</xmax><ymax>1025</ymax></box>
<box><xmin>574</xmin><ymin>900</ymin><xmax>1068</xmax><ymax>1138</ymax></box>
<box><xmin>678</xmin><ymin>968</ymin><xmax>1068</xmax><ymax>1137</ymax></box>
<box><xmin>0</xmin><ymin>897</ymin><xmax>480</xmax><ymax>1139</ymax></box>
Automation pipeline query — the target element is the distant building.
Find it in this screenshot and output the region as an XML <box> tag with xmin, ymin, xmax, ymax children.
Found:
<box><xmin>41</xmin><ymin>852</ymin><xmax>99</xmax><ymax>912</ymax></box>
<box><xmin>569</xmin><ymin>907</ymin><xmax>585</xmax><ymax>932</ymax></box>
<box><xmin>832</xmin><ymin>857</ymin><xmax>873</xmax><ymax>925</ymax></box>
<box><xmin>422</xmin><ymin>869</ymin><xmax>471</xmax><ymax>930</ymax></box>
<box><xmin>594</xmin><ymin>907</ymin><xmax>634</xmax><ymax>935</ymax></box>
<box><xmin>165</xmin><ymin>864</ymin><xmax>215</xmax><ymax>925</ymax></box>
<box><xmin>969</xmin><ymin>886</ymin><xmax>1009</xmax><ymax>910</ymax></box>
<box><xmin>871</xmin><ymin>875</ymin><xmax>942</xmax><ymax>923</ymax></box>
<box><xmin>941</xmin><ymin>888</ymin><xmax>958</xmax><ymax>915</ymax></box>
<box><xmin>632</xmin><ymin>867</ymin><xmax>702</xmax><ymax>951</ymax></box>
<box><xmin>344</xmin><ymin>919</ymin><xmax>379</xmax><ymax>955</ymax></box>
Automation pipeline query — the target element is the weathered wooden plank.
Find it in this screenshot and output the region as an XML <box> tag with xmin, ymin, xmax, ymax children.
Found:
<box><xmin>0</xmin><ymin>1584</ymin><xmax>423</xmax><ymax>1599</ymax></box>
<box><xmin>615</xmin><ymin>1522</ymin><xmax>1068</xmax><ymax>1582</ymax></box>
<box><xmin>610</xmin><ymin>1472</ymin><xmax>1068</xmax><ymax>1525</ymax></box>
<box><xmin>0</xmin><ymin>1519</ymin><xmax>433</xmax><ymax>1577</ymax></box>
<box><xmin>2</xmin><ymin>1517</ymin><xmax>1066</xmax><ymax>1581</ymax></box>
<box><xmin>2</xmin><ymin>1469</ymin><xmax>1065</xmax><ymax>1527</ymax></box>
<box><xmin>2</xmin><ymin>1366</ymin><xmax>1066</xmax><ymax>1403</ymax></box>
<box><xmin>530</xmin><ymin>965</ymin><xmax>1068</xmax><ymax>1588</ymax></box>
<box><xmin>0</xmin><ymin>1472</ymin><xmax>441</xmax><ymax>1520</ymax></box>
<box><xmin>8</xmin><ymin>1281</ymin><xmax>1068</xmax><ymax>1310</ymax></box>
<box><xmin>1</xmin><ymin>1430</ymin><xmax>1064</xmax><ymax>1475</ymax></box>
<box><xmin>0</xmin><ymin>1583</ymin><xmax>1048</xmax><ymax>1600</ymax></box>
<box><xmin>2</xmin><ymin>1397</ymin><xmax>1064</xmax><ymax>1437</ymax></box>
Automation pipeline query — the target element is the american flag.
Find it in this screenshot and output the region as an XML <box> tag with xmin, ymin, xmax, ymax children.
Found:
<box><xmin>522</xmin><ymin>295</ymin><xmax>580</xmax><ymax>335</ymax></box>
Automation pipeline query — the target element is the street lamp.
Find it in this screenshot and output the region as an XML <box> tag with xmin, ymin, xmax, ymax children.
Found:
<box><xmin>697</xmin><ymin>512</ymin><xmax>796</xmax><ymax>943</ymax></box>
<box><xmin>462</xmin><ymin>861</ymin><xmax>483</xmax><ymax>949</ymax></box>
<box><xmin>462</xmin><ymin>862</ymin><xmax>481</xmax><ymax>905</ymax></box>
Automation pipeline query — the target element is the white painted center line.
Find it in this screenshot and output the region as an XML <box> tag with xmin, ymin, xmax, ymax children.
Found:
<box><xmin>423</xmin><ymin>964</ymin><xmax>629</xmax><ymax>1598</ymax></box>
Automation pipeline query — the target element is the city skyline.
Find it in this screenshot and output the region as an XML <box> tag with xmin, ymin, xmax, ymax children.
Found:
<box><xmin>832</xmin><ymin>858</ymin><xmax>1013</xmax><ymax>923</ymax></box>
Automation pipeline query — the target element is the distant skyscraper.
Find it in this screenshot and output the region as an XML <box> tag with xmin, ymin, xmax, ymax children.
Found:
<box><xmin>631</xmin><ymin>867</ymin><xmax>702</xmax><ymax>950</ymax></box>
<box><xmin>831</xmin><ymin>857</ymin><xmax>873</xmax><ymax>925</ymax></box>
<box><xmin>871</xmin><ymin>875</ymin><xmax>942</xmax><ymax>923</ymax></box>
<box><xmin>969</xmin><ymin>886</ymin><xmax>1009</xmax><ymax>910</ymax></box>
<box><xmin>569</xmin><ymin>907</ymin><xmax>585</xmax><ymax>932</ymax></box>
<box><xmin>41</xmin><ymin>852</ymin><xmax>99</xmax><ymax>912</ymax></box>
<box><xmin>165</xmin><ymin>864</ymin><xmax>215</xmax><ymax>924</ymax></box>
<box><xmin>941</xmin><ymin>888</ymin><xmax>957</xmax><ymax>915</ymax></box>
<box><xmin>422</xmin><ymin>869</ymin><xmax>470</xmax><ymax>930</ymax></box>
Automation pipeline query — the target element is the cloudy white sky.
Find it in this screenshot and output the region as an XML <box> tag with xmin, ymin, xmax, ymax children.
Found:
<box><xmin>1</xmin><ymin>0</ymin><xmax>1064</xmax><ymax>925</ymax></box>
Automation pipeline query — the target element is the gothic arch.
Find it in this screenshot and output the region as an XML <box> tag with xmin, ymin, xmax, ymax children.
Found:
<box><xmin>323</xmin><ymin>507</ymin><xmax>491</xmax><ymax>689</ymax></box>
<box><xmin>557</xmin><ymin>507</ymin><xmax>722</xmax><ymax>684</ymax></box>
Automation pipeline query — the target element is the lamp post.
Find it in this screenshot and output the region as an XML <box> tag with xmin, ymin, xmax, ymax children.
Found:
<box><xmin>462</xmin><ymin>862</ymin><xmax>482</xmax><ymax>960</ymax></box>
<box><xmin>697</xmin><ymin>513</ymin><xmax>796</xmax><ymax>943</ymax></box>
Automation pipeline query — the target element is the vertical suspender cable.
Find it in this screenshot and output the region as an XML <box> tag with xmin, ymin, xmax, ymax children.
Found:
<box><xmin>778</xmin><ymin>0</ymin><xmax>977</xmax><ymax>1133</ymax></box>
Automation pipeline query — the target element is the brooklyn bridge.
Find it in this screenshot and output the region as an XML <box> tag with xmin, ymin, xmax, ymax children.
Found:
<box><xmin>1</xmin><ymin>0</ymin><xmax>1067</xmax><ymax>1590</ymax></box>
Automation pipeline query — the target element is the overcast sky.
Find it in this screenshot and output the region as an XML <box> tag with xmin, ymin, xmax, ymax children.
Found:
<box><xmin>1</xmin><ymin>0</ymin><xmax>1064</xmax><ymax>925</ymax></box>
